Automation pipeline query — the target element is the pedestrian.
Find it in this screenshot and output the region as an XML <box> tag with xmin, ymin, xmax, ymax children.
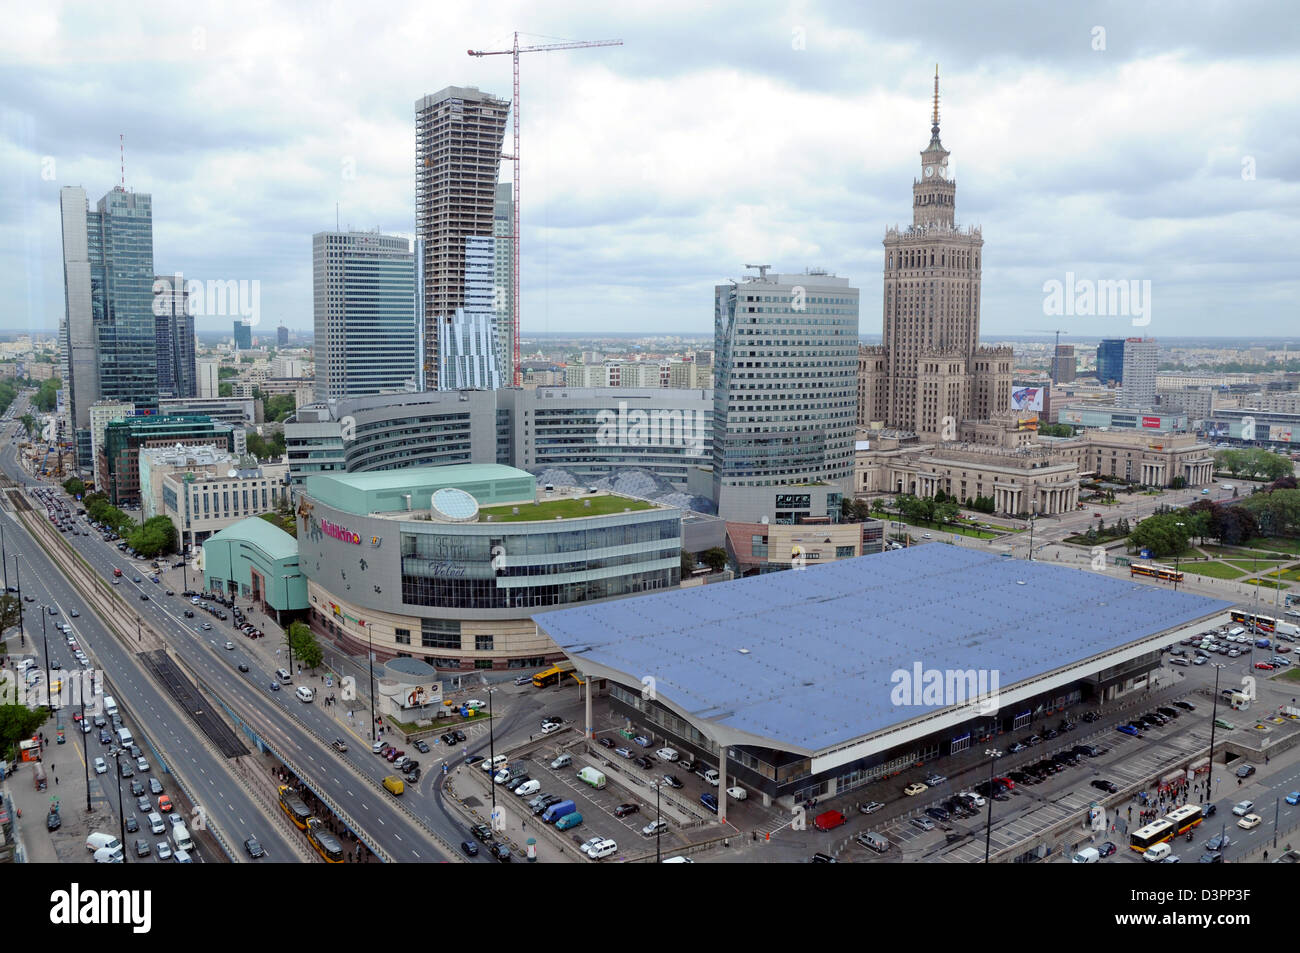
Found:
<box><xmin>54</xmin><ymin>775</ymin><xmax>58</xmax><ymax>785</ymax></box>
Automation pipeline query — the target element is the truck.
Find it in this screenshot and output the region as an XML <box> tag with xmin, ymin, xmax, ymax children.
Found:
<box><xmin>813</xmin><ymin>810</ymin><xmax>846</xmax><ymax>832</ymax></box>
<box><xmin>171</xmin><ymin>821</ymin><xmax>193</xmax><ymax>852</ymax></box>
<box><xmin>576</xmin><ymin>766</ymin><xmax>607</xmax><ymax>790</ymax></box>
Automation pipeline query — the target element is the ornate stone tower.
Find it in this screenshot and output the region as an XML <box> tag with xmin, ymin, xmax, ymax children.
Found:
<box><xmin>881</xmin><ymin>67</ymin><xmax>986</xmax><ymax>439</ymax></box>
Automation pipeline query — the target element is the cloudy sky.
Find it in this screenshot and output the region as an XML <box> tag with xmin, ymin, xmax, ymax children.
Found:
<box><xmin>3</xmin><ymin>0</ymin><xmax>1298</xmax><ymax>341</ymax></box>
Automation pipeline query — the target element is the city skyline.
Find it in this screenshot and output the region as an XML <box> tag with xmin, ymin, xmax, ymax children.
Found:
<box><xmin>4</xmin><ymin>3</ymin><xmax>1298</xmax><ymax>340</ymax></box>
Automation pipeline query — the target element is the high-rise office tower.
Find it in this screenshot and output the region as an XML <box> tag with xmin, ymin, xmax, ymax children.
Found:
<box><xmin>437</xmin><ymin>236</ymin><xmax>500</xmax><ymax>390</ymax></box>
<box><xmin>233</xmin><ymin>320</ymin><xmax>252</xmax><ymax>350</ymax></box>
<box><xmin>197</xmin><ymin>360</ymin><xmax>219</xmax><ymax>399</ymax></box>
<box><xmin>712</xmin><ymin>267</ymin><xmax>859</xmax><ymax>522</ymax></box>
<box><xmin>415</xmin><ymin>86</ymin><xmax>509</xmax><ymax>390</ymax></box>
<box><xmin>1120</xmin><ymin>337</ymin><xmax>1158</xmax><ymax>409</ymax></box>
<box><xmin>312</xmin><ymin>231</ymin><xmax>418</xmax><ymax>400</ymax></box>
<box><xmin>1096</xmin><ymin>338</ymin><xmax>1125</xmax><ymax>385</ymax></box>
<box><xmin>876</xmin><ymin>70</ymin><xmax>1010</xmax><ymax>438</ymax></box>
<box><xmin>493</xmin><ymin>182</ymin><xmax>515</xmax><ymax>387</ymax></box>
<box><xmin>1051</xmin><ymin>343</ymin><xmax>1076</xmax><ymax>384</ymax></box>
<box><xmin>60</xmin><ymin>185</ymin><xmax>159</xmax><ymax>469</ymax></box>
<box><xmin>277</xmin><ymin>324</ymin><xmax>289</xmax><ymax>347</ymax></box>
<box><xmin>153</xmin><ymin>273</ymin><xmax>197</xmax><ymax>398</ymax></box>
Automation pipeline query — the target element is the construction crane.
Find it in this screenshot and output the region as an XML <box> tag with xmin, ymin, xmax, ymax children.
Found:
<box><xmin>469</xmin><ymin>33</ymin><xmax>623</xmax><ymax>387</ymax></box>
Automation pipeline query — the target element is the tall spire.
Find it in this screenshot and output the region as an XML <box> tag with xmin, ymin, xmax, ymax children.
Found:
<box><xmin>930</xmin><ymin>65</ymin><xmax>941</xmax><ymax>142</ymax></box>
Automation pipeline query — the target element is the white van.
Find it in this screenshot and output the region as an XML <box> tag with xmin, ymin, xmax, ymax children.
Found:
<box><xmin>116</xmin><ymin>726</ymin><xmax>134</xmax><ymax>748</ymax></box>
<box><xmin>15</xmin><ymin>658</ymin><xmax>35</xmax><ymax>674</ymax></box>
<box><xmin>1072</xmin><ymin>847</ymin><xmax>1101</xmax><ymax>864</ymax></box>
<box><xmin>103</xmin><ymin>695</ymin><xmax>118</xmax><ymax>717</ymax></box>
<box><xmin>171</xmin><ymin>822</ymin><xmax>193</xmax><ymax>852</ymax></box>
<box><xmin>295</xmin><ymin>686</ymin><xmax>314</xmax><ymax>703</ymax></box>
<box><xmin>93</xmin><ymin>846</ymin><xmax>124</xmax><ymax>863</ymax></box>
<box><xmin>148</xmin><ymin>812</ymin><xmax>165</xmax><ymax>834</ymax></box>
<box><xmin>275</xmin><ymin>668</ymin><xmax>292</xmax><ymax>684</ymax></box>
<box><xmin>1227</xmin><ymin>627</ymin><xmax>1246</xmax><ymax>638</ymax></box>
<box><xmin>86</xmin><ymin>832</ymin><xmax>121</xmax><ymax>853</ymax></box>
<box><xmin>656</xmin><ymin>747</ymin><xmax>679</xmax><ymax>762</ymax></box>
<box><xmin>1143</xmin><ymin>842</ymin><xmax>1171</xmax><ymax>862</ymax></box>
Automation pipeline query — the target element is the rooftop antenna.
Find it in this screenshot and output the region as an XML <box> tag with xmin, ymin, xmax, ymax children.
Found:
<box><xmin>120</xmin><ymin>133</ymin><xmax>125</xmax><ymax>189</ymax></box>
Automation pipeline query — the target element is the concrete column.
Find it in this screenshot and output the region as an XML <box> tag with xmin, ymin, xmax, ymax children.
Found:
<box><xmin>584</xmin><ymin>678</ymin><xmax>593</xmax><ymax>739</ymax></box>
<box><xmin>718</xmin><ymin>748</ymin><xmax>728</xmax><ymax>825</ymax></box>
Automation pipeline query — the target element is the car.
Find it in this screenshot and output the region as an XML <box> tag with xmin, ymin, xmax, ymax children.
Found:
<box><xmin>958</xmin><ymin>791</ymin><xmax>985</xmax><ymax>808</ymax></box>
<box><xmin>331</xmin><ymin>739</ymin><xmax>348</xmax><ymax>753</ymax></box>
<box><xmin>155</xmin><ymin>841</ymin><xmax>172</xmax><ymax>860</ymax></box>
<box><xmin>514</xmin><ymin>779</ymin><xmax>540</xmax><ymax>796</ymax></box>
<box><xmin>69</xmin><ymin>609</ymin><xmax>79</xmax><ymax>617</ymax></box>
<box><xmin>47</xmin><ymin>606</ymin><xmax>58</xmax><ymax>615</ymax></box>
<box><xmin>700</xmin><ymin>792</ymin><xmax>718</xmax><ymax>813</ymax></box>
<box><xmin>662</xmin><ymin>774</ymin><xmax>683</xmax><ymax>789</ymax></box>
<box><xmin>413</xmin><ymin>740</ymin><xmax>430</xmax><ymax>753</ymax></box>
<box><xmin>464</xmin><ymin>699</ymin><xmax>485</xmax><ymax>709</ymax></box>
<box><xmin>1007</xmin><ymin>741</ymin><xmax>1027</xmax><ymax>753</ymax></box>
<box><xmin>1237</xmin><ymin>813</ymin><xmax>1262</xmax><ymax>830</ymax></box>
<box><xmin>1232</xmin><ymin>800</ymin><xmax>1253</xmax><ymax>817</ymax></box>
<box><xmin>1098</xmin><ymin>841</ymin><xmax>1117</xmax><ymax>857</ymax></box>
<box><xmin>923</xmin><ymin>773</ymin><xmax>946</xmax><ymax>786</ymax></box>
<box><xmin>125</xmin><ymin>816</ymin><xmax>139</xmax><ymax>833</ymax></box>
<box><xmin>579</xmin><ymin>835</ymin><xmax>606</xmax><ymax>855</ymax></box>
<box><xmin>633</xmin><ymin>755</ymin><xmax>653</xmax><ymax>769</ymax></box>
<box><xmin>642</xmin><ymin>818</ymin><xmax>668</xmax><ymax>837</ymax></box>
<box><xmin>464</xmin><ymin>755</ymin><xmax>484</xmax><ymax>767</ymax></box>
<box><xmin>134</xmin><ymin>838</ymin><xmax>150</xmax><ymax>857</ymax></box>
<box><xmin>439</xmin><ymin>733</ymin><xmax>457</xmax><ymax>746</ymax></box>
<box><xmin>184</xmin><ymin>610</ymin><xmax>194</xmax><ymax>618</ymax></box>
<box><xmin>460</xmin><ymin>840</ymin><xmax>479</xmax><ymax>857</ymax></box>
<box><xmin>269</xmin><ymin>681</ymin><xmax>280</xmax><ymax>692</ymax></box>
<box><xmin>223</xmin><ymin>640</ymin><xmax>234</xmax><ymax>650</ymax></box>
<box><xmin>149</xmin><ymin>777</ymin><xmax>163</xmax><ymax>795</ymax></box>
<box><xmin>1116</xmin><ymin>724</ymin><xmax>1141</xmax><ymax>737</ymax></box>
<box><xmin>614</xmin><ymin>803</ymin><xmax>640</xmax><ymax>818</ymax></box>
<box><xmin>1235</xmin><ymin>764</ymin><xmax>1256</xmax><ymax>779</ymax></box>
<box><xmin>532</xmin><ymin>795</ymin><xmax>563</xmax><ymax>815</ymax></box>
<box><xmin>165</xmin><ymin>590</ymin><xmax>174</xmax><ymax>596</ymax></box>
<box><xmin>130</xmin><ymin>779</ymin><xmax>145</xmax><ymax>796</ymax></box>
<box><xmin>678</xmin><ymin>758</ymin><xmax>697</xmax><ymax>772</ymax></box>
<box><xmin>237</xmin><ymin>662</ymin><xmax>249</xmax><ymax>673</ymax></box>
<box><xmin>1205</xmin><ymin>832</ymin><xmax>1231</xmax><ymax>852</ymax></box>
<box><xmin>401</xmin><ymin>760</ymin><xmax>421</xmax><ymax>775</ymax></box>
<box><xmin>136</xmin><ymin>757</ymin><xmax>150</xmax><ymax>772</ymax></box>
<box><xmin>903</xmin><ymin>782</ymin><xmax>928</xmax><ymax>796</ymax></box>
<box><xmin>1193</xmin><ymin>656</ymin><xmax>1208</xmax><ymax>665</ymax></box>
<box><xmin>921</xmin><ymin>533</ymin><xmax>932</xmax><ymax>539</ymax></box>
<box><xmin>157</xmin><ymin>795</ymin><xmax>173</xmax><ymax>813</ymax></box>
<box><xmin>540</xmin><ymin>722</ymin><xmax>563</xmax><ymax>735</ymax></box>
<box><xmin>139</xmin><ymin>594</ymin><xmax>149</xmax><ymax>601</ymax></box>
<box><xmin>598</xmin><ymin>737</ymin><xmax>616</xmax><ymax>749</ymax></box>
<box><xmin>1026</xmin><ymin>734</ymin><xmax>1042</xmax><ymax>746</ymax></box>
<box><xmin>924</xmin><ymin>806</ymin><xmax>950</xmax><ymax>822</ymax></box>
<box><xmin>1043</xmin><ymin>728</ymin><xmax>1059</xmax><ymax>740</ymax></box>
<box><xmin>93</xmin><ymin>757</ymin><xmax>107</xmax><ymax>774</ymax></box>
<box><xmin>132</xmin><ymin>577</ymin><xmax>141</xmax><ymax>584</ymax></box>
<box><xmin>513</xmin><ymin>675</ymin><xmax>531</xmax><ymax>686</ymax></box>
<box><xmin>98</xmin><ymin>728</ymin><xmax>112</xmax><ymax>744</ymax></box>
<box><xmin>470</xmin><ymin>823</ymin><xmax>493</xmax><ymax>843</ymax></box>
<box><xmin>910</xmin><ymin>817</ymin><xmax>935</xmax><ymax>832</ymax></box>
<box><xmin>614</xmin><ymin>747</ymin><xmax>633</xmax><ymax>759</ymax></box>
<box><xmin>244</xmin><ymin>836</ymin><xmax>266</xmax><ymax>858</ymax></box>
<box><xmin>1255</xmin><ymin>662</ymin><xmax>1275</xmax><ymax>671</ymax></box>
<box><xmin>1091</xmin><ymin>779</ymin><xmax>1119</xmax><ymax>793</ymax></box>
<box><xmin>1286</xmin><ymin>792</ymin><xmax>1300</xmax><ymax>806</ymax></box>
<box><xmin>1198</xmin><ymin>852</ymin><xmax>1224</xmax><ymax>863</ymax></box>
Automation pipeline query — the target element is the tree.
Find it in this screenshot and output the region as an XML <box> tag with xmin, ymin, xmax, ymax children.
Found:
<box><xmin>31</xmin><ymin>378</ymin><xmax>61</xmax><ymax>413</ymax></box>
<box><xmin>62</xmin><ymin>477</ymin><xmax>85</xmax><ymax>497</ymax></box>
<box><xmin>258</xmin><ymin>511</ymin><xmax>296</xmax><ymax>538</ymax></box>
<box><xmin>264</xmin><ymin>394</ymin><xmax>296</xmax><ymax>423</ymax></box>
<box><xmin>18</xmin><ymin>413</ymin><xmax>35</xmax><ymax>437</ymax></box>
<box><xmin>247</xmin><ymin>430</ymin><xmax>286</xmax><ymax>460</ymax></box>
<box><xmin>0</xmin><ymin>704</ymin><xmax>49</xmax><ymax>761</ymax></box>
<box><xmin>1170</xmin><ymin>476</ymin><xmax>1186</xmax><ymax>490</ymax></box>
<box><xmin>680</xmin><ymin>551</ymin><xmax>696</xmax><ymax>577</ymax></box>
<box><xmin>218</xmin><ymin>381</ymin><xmax>233</xmax><ymax>398</ymax></box>
<box><xmin>1129</xmin><ymin>512</ymin><xmax>1191</xmax><ymax>557</ymax></box>
<box><xmin>128</xmin><ymin>516</ymin><xmax>178</xmax><ymax>557</ymax></box>
<box><xmin>0</xmin><ymin>594</ymin><xmax>19</xmax><ymax>633</ymax></box>
<box><xmin>701</xmin><ymin>547</ymin><xmax>728</xmax><ymax>572</ymax></box>
<box><xmin>285</xmin><ymin>620</ymin><xmax>323</xmax><ymax>670</ymax></box>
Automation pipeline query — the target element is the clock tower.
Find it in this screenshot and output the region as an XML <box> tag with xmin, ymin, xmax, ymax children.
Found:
<box><xmin>914</xmin><ymin>65</ymin><xmax>955</xmax><ymax>228</ymax></box>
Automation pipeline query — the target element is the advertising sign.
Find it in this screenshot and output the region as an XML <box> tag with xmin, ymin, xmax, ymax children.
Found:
<box><xmin>1141</xmin><ymin>416</ymin><xmax>1161</xmax><ymax>429</ymax></box>
<box><xmin>1010</xmin><ymin>387</ymin><xmax>1044</xmax><ymax>412</ymax></box>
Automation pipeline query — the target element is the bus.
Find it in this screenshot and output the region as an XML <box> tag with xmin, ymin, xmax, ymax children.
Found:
<box><xmin>1130</xmin><ymin>563</ymin><xmax>1184</xmax><ymax>583</ymax></box>
<box><xmin>277</xmin><ymin>785</ymin><xmax>313</xmax><ymax>831</ymax></box>
<box><xmin>532</xmin><ymin>660</ymin><xmax>575</xmax><ymax>689</ymax></box>
<box><xmin>1129</xmin><ymin>819</ymin><xmax>1176</xmax><ymax>853</ymax></box>
<box><xmin>1162</xmin><ymin>804</ymin><xmax>1203</xmax><ymax>836</ymax></box>
<box><xmin>305</xmin><ymin>817</ymin><xmax>344</xmax><ymax>863</ymax></box>
<box><xmin>1230</xmin><ymin>610</ymin><xmax>1275</xmax><ymax>633</ymax></box>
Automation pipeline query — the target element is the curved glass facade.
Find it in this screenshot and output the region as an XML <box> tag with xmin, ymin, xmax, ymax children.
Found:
<box><xmin>400</xmin><ymin>518</ymin><xmax>681</xmax><ymax>609</ymax></box>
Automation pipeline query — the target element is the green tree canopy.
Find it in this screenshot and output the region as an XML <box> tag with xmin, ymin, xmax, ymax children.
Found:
<box><xmin>31</xmin><ymin>378</ymin><xmax>61</xmax><ymax>412</ymax></box>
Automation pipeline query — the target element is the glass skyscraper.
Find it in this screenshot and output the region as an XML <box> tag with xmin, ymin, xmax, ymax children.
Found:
<box><xmin>313</xmin><ymin>231</ymin><xmax>418</xmax><ymax>400</ymax></box>
<box><xmin>1096</xmin><ymin>338</ymin><xmax>1125</xmax><ymax>386</ymax></box>
<box><xmin>90</xmin><ymin>188</ymin><xmax>159</xmax><ymax>411</ymax></box>
<box><xmin>438</xmin><ymin>236</ymin><xmax>500</xmax><ymax>390</ymax></box>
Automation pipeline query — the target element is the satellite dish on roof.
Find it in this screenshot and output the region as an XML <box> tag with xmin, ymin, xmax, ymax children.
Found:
<box><xmin>228</xmin><ymin>470</ymin><xmax>238</xmax><ymax>478</ymax></box>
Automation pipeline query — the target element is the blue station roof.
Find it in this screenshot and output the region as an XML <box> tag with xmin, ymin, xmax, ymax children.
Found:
<box><xmin>534</xmin><ymin>545</ymin><xmax>1232</xmax><ymax>752</ymax></box>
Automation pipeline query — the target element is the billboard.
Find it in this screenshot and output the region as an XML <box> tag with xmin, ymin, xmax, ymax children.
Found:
<box><xmin>1010</xmin><ymin>387</ymin><xmax>1044</xmax><ymax>412</ymax></box>
<box><xmin>1141</xmin><ymin>416</ymin><xmax>1162</xmax><ymax>429</ymax></box>
<box><xmin>1204</xmin><ymin>421</ymin><xmax>1229</xmax><ymax>438</ymax></box>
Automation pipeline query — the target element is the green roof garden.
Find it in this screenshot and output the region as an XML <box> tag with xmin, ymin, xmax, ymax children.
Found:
<box><xmin>478</xmin><ymin>495</ymin><xmax>655</xmax><ymax>522</ymax></box>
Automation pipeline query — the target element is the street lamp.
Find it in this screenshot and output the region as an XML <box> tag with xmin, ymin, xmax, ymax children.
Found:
<box><xmin>488</xmin><ymin>688</ymin><xmax>497</xmax><ymax>816</ymax></box>
<box><xmin>1</xmin><ymin>518</ymin><xmax>8</xmax><ymax>590</ymax></box>
<box><xmin>984</xmin><ymin>747</ymin><xmax>1002</xmax><ymax>863</ymax></box>
<box><xmin>1205</xmin><ymin>664</ymin><xmax>1222</xmax><ymax>802</ymax></box>
<box><xmin>13</xmin><ymin>554</ymin><xmax>23</xmax><ymax>647</ymax></box>
<box><xmin>1174</xmin><ymin>522</ymin><xmax>1185</xmax><ymax>591</ymax></box>
<box><xmin>40</xmin><ymin>604</ymin><xmax>52</xmax><ymax>714</ymax></box>
<box><xmin>364</xmin><ymin>620</ymin><xmax>376</xmax><ymax>744</ymax></box>
<box><xmin>79</xmin><ymin>679</ymin><xmax>91</xmax><ymax>812</ymax></box>
<box><xmin>108</xmin><ymin>746</ymin><xmax>128</xmax><ymax>863</ymax></box>
<box><xmin>1027</xmin><ymin>500</ymin><xmax>1038</xmax><ymax>560</ymax></box>
<box><xmin>654</xmin><ymin>780</ymin><xmax>663</xmax><ymax>863</ymax></box>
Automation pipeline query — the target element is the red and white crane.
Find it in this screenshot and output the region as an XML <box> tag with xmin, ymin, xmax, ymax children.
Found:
<box><xmin>468</xmin><ymin>33</ymin><xmax>623</xmax><ymax>386</ymax></box>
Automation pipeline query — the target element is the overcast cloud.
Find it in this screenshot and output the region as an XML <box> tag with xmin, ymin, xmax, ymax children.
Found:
<box><xmin>2</xmin><ymin>0</ymin><xmax>1298</xmax><ymax>341</ymax></box>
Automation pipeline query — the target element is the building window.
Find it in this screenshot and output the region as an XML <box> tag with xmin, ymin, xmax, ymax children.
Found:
<box><xmin>421</xmin><ymin>618</ymin><xmax>461</xmax><ymax>649</ymax></box>
<box><xmin>475</xmin><ymin>635</ymin><xmax>494</xmax><ymax>651</ymax></box>
<box><xmin>394</xmin><ymin>627</ymin><xmax>411</xmax><ymax>645</ymax></box>
<box><xmin>474</xmin><ymin>659</ymin><xmax>493</xmax><ymax>670</ymax></box>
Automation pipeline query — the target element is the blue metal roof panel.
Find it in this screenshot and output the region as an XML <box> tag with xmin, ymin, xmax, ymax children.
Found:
<box><xmin>533</xmin><ymin>545</ymin><xmax>1232</xmax><ymax>751</ymax></box>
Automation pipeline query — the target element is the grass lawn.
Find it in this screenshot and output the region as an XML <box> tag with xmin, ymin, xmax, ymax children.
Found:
<box><xmin>1271</xmin><ymin>566</ymin><xmax>1300</xmax><ymax>582</ymax></box>
<box><xmin>885</xmin><ymin>515</ymin><xmax>999</xmax><ymax>539</ymax></box>
<box><xmin>1246</xmin><ymin>537</ymin><xmax>1300</xmax><ymax>556</ymax></box>
<box><xmin>1185</xmin><ymin>561</ymin><xmax>1246</xmax><ymax>580</ymax></box>
<box><xmin>1198</xmin><ymin>544</ymin><xmax>1272</xmax><ymax>558</ymax></box>
<box><xmin>1276</xmin><ymin>667</ymin><xmax>1300</xmax><ymax>685</ymax></box>
<box><xmin>479</xmin><ymin>495</ymin><xmax>654</xmax><ymax>521</ymax></box>
<box><xmin>1224</xmin><ymin>559</ymin><xmax>1290</xmax><ymax>571</ymax></box>
<box><xmin>1244</xmin><ymin>577</ymin><xmax>1290</xmax><ymax>590</ymax></box>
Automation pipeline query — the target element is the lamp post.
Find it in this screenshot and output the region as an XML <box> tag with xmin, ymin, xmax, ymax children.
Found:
<box><xmin>108</xmin><ymin>746</ymin><xmax>128</xmax><ymax>863</ymax></box>
<box><xmin>40</xmin><ymin>604</ymin><xmax>52</xmax><ymax>714</ymax></box>
<box><xmin>1205</xmin><ymin>664</ymin><xmax>1221</xmax><ymax>802</ymax></box>
<box><xmin>488</xmin><ymin>688</ymin><xmax>497</xmax><ymax>816</ymax></box>
<box><xmin>365</xmin><ymin>621</ymin><xmax>376</xmax><ymax>744</ymax></box>
<box><xmin>14</xmin><ymin>554</ymin><xmax>23</xmax><ymax>647</ymax></box>
<box><xmin>80</xmin><ymin>680</ymin><xmax>91</xmax><ymax>812</ymax></box>
<box><xmin>1027</xmin><ymin>500</ymin><xmax>1037</xmax><ymax>560</ymax></box>
<box><xmin>984</xmin><ymin>747</ymin><xmax>1001</xmax><ymax>863</ymax></box>
<box><xmin>1</xmin><ymin>518</ymin><xmax>8</xmax><ymax>590</ymax></box>
<box><xmin>1174</xmin><ymin>522</ymin><xmax>1185</xmax><ymax>591</ymax></box>
<box><xmin>655</xmin><ymin>780</ymin><xmax>663</xmax><ymax>863</ymax></box>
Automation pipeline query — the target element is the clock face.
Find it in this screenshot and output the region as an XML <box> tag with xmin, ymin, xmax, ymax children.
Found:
<box><xmin>924</xmin><ymin>165</ymin><xmax>934</xmax><ymax>177</ymax></box>
<box><xmin>936</xmin><ymin>163</ymin><xmax>947</xmax><ymax>179</ymax></box>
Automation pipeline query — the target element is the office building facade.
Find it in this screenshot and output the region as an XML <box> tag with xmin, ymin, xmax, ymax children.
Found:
<box><xmin>1096</xmin><ymin>338</ymin><xmax>1125</xmax><ymax>385</ymax></box>
<box><xmin>312</xmin><ymin>231</ymin><xmax>418</xmax><ymax>400</ymax></box>
<box><xmin>436</xmin><ymin>235</ymin><xmax>500</xmax><ymax>390</ymax></box>
<box><xmin>494</xmin><ymin>182</ymin><xmax>515</xmax><ymax>386</ymax></box>
<box><xmin>1119</xmin><ymin>338</ymin><xmax>1158</xmax><ymax>410</ymax></box>
<box><xmin>153</xmin><ymin>273</ymin><xmax>197</xmax><ymax>398</ymax></box>
<box><xmin>415</xmin><ymin>86</ymin><xmax>509</xmax><ymax>390</ymax></box>
<box><xmin>233</xmin><ymin>320</ymin><xmax>252</xmax><ymax>350</ymax></box>
<box><xmin>712</xmin><ymin>269</ymin><xmax>858</xmax><ymax>522</ymax></box>
<box><xmin>1051</xmin><ymin>344</ymin><xmax>1076</xmax><ymax>384</ymax></box>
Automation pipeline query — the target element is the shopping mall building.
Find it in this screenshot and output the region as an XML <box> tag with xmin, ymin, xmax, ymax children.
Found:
<box><xmin>296</xmin><ymin>464</ymin><xmax>684</xmax><ymax>673</ymax></box>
